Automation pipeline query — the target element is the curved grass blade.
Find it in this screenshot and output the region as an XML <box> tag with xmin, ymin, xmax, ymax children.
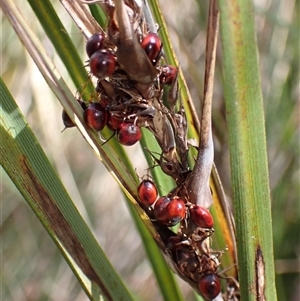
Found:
<box><xmin>218</xmin><ymin>0</ymin><xmax>278</xmax><ymax>299</ymax></box>
<box><xmin>0</xmin><ymin>78</ymin><xmax>134</xmax><ymax>301</ymax></box>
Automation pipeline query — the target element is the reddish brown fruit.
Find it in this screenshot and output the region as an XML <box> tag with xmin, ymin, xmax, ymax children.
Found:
<box><xmin>140</xmin><ymin>32</ymin><xmax>162</xmax><ymax>65</ymax></box>
<box><xmin>107</xmin><ymin>113</ymin><xmax>123</xmax><ymax>131</ymax></box>
<box><xmin>62</xmin><ymin>110</ymin><xmax>75</xmax><ymax>128</ymax></box>
<box><xmin>98</xmin><ymin>94</ymin><xmax>111</xmax><ymax>107</ymax></box>
<box><xmin>167</xmin><ymin>236</ymin><xmax>181</xmax><ymax>250</ymax></box>
<box><xmin>154</xmin><ymin>196</ymin><xmax>171</xmax><ymax>223</ymax></box>
<box><xmin>199</xmin><ymin>274</ymin><xmax>221</xmax><ymax>300</ymax></box>
<box><xmin>166</xmin><ymin>198</ymin><xmax>186</xmax><ymax>226</ymax></box>
<box><xmin>117</xmin><ymin>123</ymin><xmax>141</xmax><ymax>146</ymax></box>
<box><xmin>138</xmin><ymin>179</ymin><xmax>158</xmax><ymax>206</ymax></box>
<box><xmin>89</xmin><ymin>50</ymin><xmax>116</xmax><ymax>78</ymax></box>
<box><xmin>86</xmin><ymin>32</ymin><xmax>105</xmax><ymax>58</ymax></box>
<box><xmin>62</xmin><ymin>100</ymin><xmax>87</xmax><ymax>129</ymax></box>
<box><xmin>154</xmin><ymin>197</ymin><xmax>186</xmax><ymax>226</ymax></box>
<box><xmin>160</xmin><ymin>65</ymin><xmax>177</xmax><ymax>85</ymax></box>
<box><xmin>190</xmin><ymin>205</ymin><xmax>214</xmax><ymax>228</ymax></box>
<box><xmin>84</xmin><ymin>103</ymin><xmax>108</xmax><ymax>131</ymax></box>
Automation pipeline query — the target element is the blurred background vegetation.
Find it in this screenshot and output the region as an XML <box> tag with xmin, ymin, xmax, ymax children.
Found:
<box><xmin>1</xmin><ymin>0</ymin><xmax>299</xmax><ymax>300</ymax></box>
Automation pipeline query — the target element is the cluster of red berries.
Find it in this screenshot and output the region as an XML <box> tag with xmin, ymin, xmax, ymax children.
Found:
<box><xmin>170</xmin><ymin>234</ymin><xmax>222</xmax><ymax>300</ymax></box>
<box><xmin>62</xmin><ymin>4</ymin><xmax>227</xmax><ymax>295</ymax></box>
<box><xmin>62</xmin><ymin>98</ymin><xmax>141</xmax><ymax>146</ymax></box>
<box><xmin>86</xmin><ymin>33</ymin><xmax>116</xmax><ymax>78</ymax></box>
<box><xmin>137</xmin><ymin>179</ymin><xmax>214</xmax><ymax>228</ymax></box>
<box><xmin>85</xmin><ymin>32</ymin><xmax>142</xmax><ymax>145</ymax></box>
<box><xmin>83</xmin><ymin>102</ymin><xmax>142</xmax><ymax>146</ymax></box>
<box><xmin>63</xmin><ymin>31</ymin><xmax>178</xmax><ymax>147</ymax></box>
<box><xmin>137</xmin><ymin>178</ymin><xmax>220</xmax><ymax>299</ymax></box>
<box><xmin>167</xmin><ymin>234</ymin><xmax>222</xmax><ymax>300</ymax></box>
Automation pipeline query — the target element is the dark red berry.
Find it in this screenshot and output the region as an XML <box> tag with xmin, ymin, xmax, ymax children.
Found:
<box><xmin>138</xmin><ymin>179</ymin><xmax>158</xmax><ymax>206</ymax></box>
<box><xmin>160</xmin><ymin>65</ymin><xmax>178</xmax><ymax>85</ymax></box>
<box><xmin>89</xmin><ymin>50</ymin><xmax>116</xmax><ymax>78</ymax></box>
<box><xmin>140</xmin><ymin>32</ymin><xmax>162</xmax><ymax>65</ymax></box>
<box><xmin>107</xmin><ymin>113</ymin><xmax>123</xmax><ymax>131</ymax></box>
<box><xmin>84</xmin><ymin>103</ymin><xmax>108</xmax><ymax>131</ymax></box>
<box><xmin>167</xmin><ymin>236</ymin><xmax>181</xmax><ymax>250</ymax></box>
<box><xmin>98</xmin><ymin>94</ymin><xmax>112</xmax><ymax>107</ymax></box>
<box><xmin>62</xmin><ymin>109</ymin><xmax>75</xmax><ymax>128</ymax></box>
<box><xmin>62</xmin><ymin>100</ymin><xmax>87</xmax><ymax>129</ymax></box>
<box><xmin>86</xmin><ymin>33</ymin><xmax>105</xmax><ymax>58</ymax></box>
<box><xmin>166</xmin><ymin>198</ymin><xmax>186</xmax><ymax>226</ymax></box>
<box><xmin>199</xmin><ymin>274</ymin><xmax>221</xmax><ymax>300</ymax></box>
<box><xmin>154</xmin><ymin>196</ymin><xmax>171</xmax><ymax>223</ymax></box>
<box><xmin>117</xmin><ymin>123</ymin><xmax>142</xmax><ymax>146</ymax></box>
<box><xmin>190</xmin><ymin>206</ymin><xmax>214</xmax><ymax>228</ymax></box>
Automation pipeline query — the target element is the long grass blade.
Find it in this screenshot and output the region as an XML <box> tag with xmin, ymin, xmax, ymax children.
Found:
<box><xmin>218</xmin><ymin>0</ymin><xmax>278</xmax><ymax>299</ymax></box>
<box><xmin>0</xmin><ymin>77</ymin><xmax>134</xmax><ymax>301</ymax></box>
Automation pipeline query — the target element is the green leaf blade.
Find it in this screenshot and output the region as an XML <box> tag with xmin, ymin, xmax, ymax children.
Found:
<box><xmin>218</xmin><ymin>0</ymin><xmax>278</xmax><ymax>300</ymax></box>
<box><xmin>1</xmin><ymin>77</ymin><xmax>135</xmax><ymax>301</ymax></box>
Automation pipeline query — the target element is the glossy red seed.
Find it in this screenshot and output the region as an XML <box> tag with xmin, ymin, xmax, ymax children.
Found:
<box><xmin>84</xmin><ymin>103</ymin><xmax>108</xmax><ymax>131</ymax></box>
<box><xmin>89</xmin><ymin>50</ymin><xmax>116</xmax><ymax>78</ymax></box>
<box><xmin>167</xmin><ymin>236</ymin><xmax>181</xmax><ymax>250</ymax></box>
<box><xmin>107</xmin><ymin>113</ymin><xmax>123</xmax><ymax>131</ymax></box>
<box><xmin>190</xmin><ymin>205</ymin><xmax>214</xmax><ymax>228</ymax></box>
<box><xmin>166</xmin><ymin>198</ymin><xmax>186</xmax><ymax>226</ymax></box>
<box><xmin>98</xmin><ymin>94</ymin><xmax>111</xmax><ymax>107</ymax></box>
<box><xmin>62</xmin><ymin>110</ymin><xmax>75</xmax><ymax>128</ymax></box>
<box><xmin>154</xmin><ymin>196</ymin><xmax>171</xmax><ymax>223</ymax></box>
<box><xmin>138</xmin><ymin>180</ymin><xmax>158</xmax><ymax>206</ymax></box>
<box><xmin>62</xmin><ymin>100</ymin><xmax>87</xmax><ymax>129</ymax></box>
<box><xmin>117</xmin><ymin>123</ymin><xmax>142</xmax><ymax>146</ymax></box>
<box><xmin>86</xmin><ymin>32</ymin><xmax>105</xmax><ymax>58</ymax></box>
<box><xmin>199</xmin><ymin>274</ymin><xmax>221</xmax><ymax>300</ymax></box>
<box><xmin>140</xmin><ymin>32</ymin><xmax>162</xmax><ymax>64</ymax></box>
<box><xmin>160</xmin><ymin>65</ymin><xmax>177</xmax><ymax>85</ymax></box>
